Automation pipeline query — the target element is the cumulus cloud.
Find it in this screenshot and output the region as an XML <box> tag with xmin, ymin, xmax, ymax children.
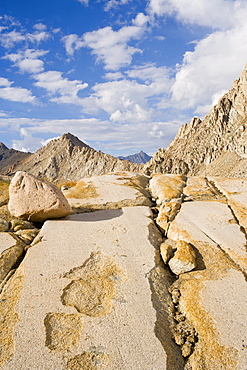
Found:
<box><xmin>33</xmin><ymin>70</ymin><xmax>88</xmax><ymax>104</ymax></box>
<box><xmin>146</xmin><ymin>0</ymin><xmax>247</xmax><ymax>114</ymax></box>
<box><xmin>0</xmin><ymin>77</ymin><xmax>12</xmax><ymax>87</ymax></box>
<box><xmin>169</xmin><ymin>23</ymin><xmax>247</xmax><ymax>112</ymax></box>
<box><xmin>80</xmin><ymin>65</ymin><xmax>172</xmax><ymax>123</ymax></box>
<box><xmin>62</xmin><ymin>34</ymin><xmax>84</xmax><ymax>57</ymax></box>
<box><xmin>62</xmin><ymin>13</ymin><xmax>149</xmax><ymax>70</ymax></box>
<box><xmin>33</xmin><ymin>23</ymin><xmax>47</xmax><ymax>31</ymax></box>
<box><xmin>147</xmin><ymin>0</ymin><xmax>245</xmax><ymax>30</ymax></box>
<box><xmin>0</xmin><ymin>23</ymin><xmax>50</xmax><ymax>48</ymax></box>
<box><xmin>3</xmin><ymin>49</ymin><xmax>49</xmax><ymax>73</ymax></box>
<box><xmin>0</xmin><ymin>78</ymin><xmax>36</xmax><ymax>103</ymax></box>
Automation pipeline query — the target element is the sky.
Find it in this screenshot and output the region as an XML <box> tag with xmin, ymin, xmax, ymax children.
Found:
<box><xmin>0</xmin><ymin>0</ymin><xmax>247</xmax><ymax>156</ymax></box>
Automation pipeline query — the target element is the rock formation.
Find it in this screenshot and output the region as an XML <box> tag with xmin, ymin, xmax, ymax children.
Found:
<box><xmin>1</xmin><ymin>171</ymin><xmax>247</xmax><ymax>369</ymax></box>
<box><xmin>4</xmin><ymin>133</ymin><xmax>142</xmax><ymax>183</ymax></box>
<box><xmin>0</xmin><ymin>143</ymin><xmax>30</xmax><ymax>174</ymax></box>
<box><xmin>119</xmin><ymin>150</ymin><xmax>151</xmax><ymax>164</ymax></box>
<box><xmin>8</xmin><ymin>171</ymin><xmax>72</xmax><ymax>222</ymax></box>
<box><xmin>144</xmin><ymin>62</ymin><xmax>247</xmax><ymax>178</ymax></box>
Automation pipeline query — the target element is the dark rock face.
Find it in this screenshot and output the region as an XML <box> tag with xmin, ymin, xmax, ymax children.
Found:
<box><xmin>119</xmin><ymin>151</ymin><xmax>151</xmax><ymax>164</ymax></box>
<box><xmin>144</xmin><ymin>63</ymin><xmax>247</xmax><ymax>178</ymax></box>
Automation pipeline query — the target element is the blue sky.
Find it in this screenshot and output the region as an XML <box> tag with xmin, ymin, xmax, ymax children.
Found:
<box><xmin>0</xmin><ymin>0</ymin><xmax>247</xmax><ymax>156</ymax></box>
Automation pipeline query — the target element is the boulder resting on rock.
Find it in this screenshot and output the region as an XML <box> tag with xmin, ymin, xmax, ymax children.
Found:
<box><xmin>8</xmin><ymin>171</ymin><xmax>72</xmax><ymax>222</ymax></box>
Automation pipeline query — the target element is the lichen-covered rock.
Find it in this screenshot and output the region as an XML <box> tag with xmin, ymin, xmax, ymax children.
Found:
<box><xmin>0</xmin><ymin>218</ymin><xmax>9</xmax><ymax>232</ymax></box>
<box><xmin>11</xmin><ymin>219</ymin><xmax>36</xmax><ymax>232</ymax></box>
<box><xmin>149</xmin><ymin>174</ymin><xmax>186</xmax><ymax>205</ymax></box>
<box><xmin>160</xmin><ymin>240</ymin><xmax>174</xmax><ymax>264</ymax></box>
<box><xmin>0</xmin><ymin>238</ymin><xmax>25</xmax><ymax>282</ymax></box>
<box><xmin>15</xmin><ymin>228</ymin><xmax>39</xmax><ymax>245</ymax></box>
<box><xmin>168</xmin><ymin>240</ymin><xmax>197</xmax><ymax>275</ymax></box>
<box><xmin>8</xmin><ymin>171</ymin><xmax>72</xmax><ymax>222</ymax></box>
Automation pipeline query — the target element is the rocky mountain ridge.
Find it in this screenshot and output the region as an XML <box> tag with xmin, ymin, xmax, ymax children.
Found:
<box><xmin>4</xmin><ymin>133</ymin><xmax>142</xmax><ymax>183</ymax></box>
<box><xmin>144</xmin><ymin>62</ymin><xmax>247</xmax><ymax>178</ymax></box>
<box><xmin>0</xmin><ymin>143</ymin><xmax>30</xmax><ymax>175</ymax></box>
<box><xmin>118</xmin><ymin>150</ymin><xmax>151</xmax><ymax>164</ymax></box>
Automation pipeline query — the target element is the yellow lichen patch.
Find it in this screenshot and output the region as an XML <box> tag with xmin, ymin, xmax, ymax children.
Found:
<box><xmin>0</xmin><ymin>204</ymin><xmax>12</xmax><ymax>221</ymax></box>
<box><xmin>67</xmin><ymin>352</ymin><xmax>109</xmax><ymax>370</ymax></box>
<box><xmin>173</xmin><ymin>241</ymin><xmax>196</xmax><ymax>264</ymax></box>
<box><xmin>183</xmin><ymin>177</ymin><xmax>221</xmax><ymax>201</ymax></box>
<box><xmin>0</xmin><ymin>181</ymin><xmax>10</xmax><ymax>206</ymax></box>
<box><xmin>44</xmin><ymin>312</ymin><xmax>83</xmax><ymax>351</ymax></box>
<box><xmin>117</xmin><ymin>174</ymin><xmax>150</xmax><ymax>197</ymax></box>
<box><xmin>0</xmin><ymin>266</ymin><xmax>24</xmax><ymax>367</ymax></box>
<box><xmin>61</xmin><ymin>251</ymin><xmax>127</xmax><ymax>317</ymax></box>
<box><xmin>150</xmin><ymin>174</ymin><xmax>186</xmax><ymax>203</ymax></box>
<box><xmin>175</xmin><ymin>242</ymin><xmax>240</xmax><ymax>370</ymax></box>
<box><xmin>62</xmin><ymin>181</ymin><xmax>98</xmax><ymax>200</ymax></box>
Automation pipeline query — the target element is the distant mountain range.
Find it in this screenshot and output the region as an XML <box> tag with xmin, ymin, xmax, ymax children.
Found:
<box><xmin>118</xmin><ymin>151</ymin><xmax>151</xmax><ymax>164</ymax></box>
<box><xmin>0</xmin><ymin>133</ymin><xmax>142</xmax><ymax>183</ymax></box>
<box><xmin>1</xmin><ymin>63</ymin><xmax>247</xmax><ymax>181</ymax></box>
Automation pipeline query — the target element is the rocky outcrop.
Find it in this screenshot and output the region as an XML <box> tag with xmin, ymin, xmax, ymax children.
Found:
<box><xmin>144</xmin><ymin>62</ymin><xmax>247</xmax><ymax>178</ymax></box>
<box><xmin>0</xmin><ymin>143</ymin><xmax>30</xmax><ymax>175</ymax></box>
<box><xmin>0</xmin><ymin>172</ymin><xmax>183</xmax><ymax>370</ymax></box>
<box><xmin>8</xmin><ymin>171</ymin><xmax>72</xmax><ymax>222</ymax></box>
<box><xmin>1</xmin><ymin>171</ymin><xmax>247</xmax><ymax>369</ymax></box>
<box><xmin>150</xmin><ymin>174</ymin><xmax>247</xmax><ymax>369</ymax></box>
<box><xmin>5</xmin><ymin>133</ymin><xmax>142</xmax><ymax>183</ymax></box>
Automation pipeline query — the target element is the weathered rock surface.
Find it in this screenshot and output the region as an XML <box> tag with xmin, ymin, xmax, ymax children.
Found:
<box><xmin>8</xmin><ymin>171</ymin><xmax>72</xmax><ymax>222</ymax></box>
<box><xmin>144</xmin><ymin>62</ymin><xmax>247</xmax><ymax>179</ymax></box>
<box><xmin>61</xmin><ymin>171</ymin><xmax>152</xmax><ymax>211</ymax></box>
<box><xmin>0</xmin><ymin>233</ymin><xmax>25</xmax><ymax>283</ymax></box>
<box><xmin>150</xmin><ymin>174</ymin><xmax>247</xmax><ymax>369</ymax></box>
<box><xmin>1</xmin><ymin>207</ymin><xmax>183</xmax><ymax>369</ymax></box>
<box><xmin>0</xmin><ymin>143</ymin><xmax>30</xmax><ymax>175</ymax></box>
<box><xmin>4</xmin><ymin>133</ymin><xmax>142</xmax><ymax>183</ymax></box>
<box><xmin>1</xmin><ymin>172</ymin><xmax>247</xmax><ymax>370</ymax></box>
<box><xmin>168</xmin><ymin>241</ymin><xmax>197</xmax><ymax>275</ymax></box>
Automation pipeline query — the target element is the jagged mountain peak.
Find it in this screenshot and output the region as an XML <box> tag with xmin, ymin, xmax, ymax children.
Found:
<box><xmin>58</xmin><ymin>133</ymin><xmax>92</xmax><ymax>149</ymax></box>
<box><xmin>43</xmin><ymin>133</ymin><xmax>92</xmax><ymax>151</ymax></box>
<box><xmin>0</xmin><ymin>142</ymin><xmax>9</xmax><ymax>151</ymax></box>
<box><xmin>119</xmin><ymin>151</ymin><xmax>151</xmax><ymax>164</ymax></box>
<box><xmin>144</xmin><ymin>62</ymin><xmax>247</xmax><ymax>178</ymax></box>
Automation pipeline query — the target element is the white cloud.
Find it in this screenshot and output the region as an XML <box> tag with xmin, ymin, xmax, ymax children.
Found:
<box><xmin>80</xmin><ymin>66</ymin><xmax>172</xmax><ymax>122</ymax></box>
<box><xmin>3</xmin><ymin>49</ymin><xmax>49</xmax><ymax>73</ymax></box>
<box><xmin>170</xmin><ymin>22</ymin><xmax>247</xmax><ymax>111</ymax></box>
<box><xmin>27</xmin><ymin>31</ymin><xmax>50</xmax><ymax>43</ymax></box>
<box><xmin>103</xmin><ymin>72</ymin><xmax>124</xmax><ymax>80</ymax></box>
<box><xmin>0</xmin><ymin>77</ymin><xmax>12</xmax><ymax>87</ymax></box>
<box><xmin>104</xmin><ymin>0</ymin><xmax>131</xmax><ymax>11</ymax></box>
<box><xmin>1</xmin><ymin>116</ymin><xmax>180</xmax><ymax>155</ymax></box>
<box><xmin>63</xmin><ymin>13</ymin><xmax>149</xmax><ymax>70</ymax></box>
<box><xmin>0</xmin><ymin>30</ymin><xmax>26</xmax><ymax>48</ymax></box>
<box><xmin>62</xmin><ymin>34</ymin><xmax>84</xmax><ymax>57</ymax></box>
<box><xmin>147</xmin><ymin>0</ymin><xmax>247</xmax><ymax>30</ymax></box>
<box><xmin>33</xmin><ymin>23</ymin><xmax>47</xmax><ymax>31</ymax></box>
<box><xmin>0</xmin><ymin>29</ymin><xmax>50</xmax><ymax>48</ymax></box>
<box><xmin>33</xmin><ymin>70</ymin><xmax>88</xmax><ymax>104</ymax></box>
<box><xmin>0</xmin><ymin>82</ymin><xmax>36</xmax><ymax>103</ymax></box>
<box><xmin>77</xmin><ymin>0</ymin><xmax>89</xmax><ymax>5</ymax></box>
